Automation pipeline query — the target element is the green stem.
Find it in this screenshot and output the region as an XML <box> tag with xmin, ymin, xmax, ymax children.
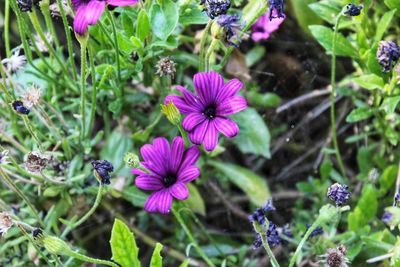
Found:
<box><xmin>40</xmin><ymin>0</ymin><xmax>61</xmax><ymax>48</ymax></box>
<box><xmin>67</xmin><ymin>250</ymin><xmax>119</xmax><ymax>267</ymax></box>
<box><xmin>172</xmin><ymin>206</ymin><xmax>216</xmax><ymax>267</ymax></box>
<box><xmin>21</xmin><ymin>116</ymin><xmax>44</xmax><ymax>152</ymax></box>
<box><xmin>106</xmin><ymin>12</ymin><xmax>122</xmax><ymax>87</ymax></box>
<box><xmin>4</xmin><ymin>0</ymin><xmax>11</xmax><ymax>57</ymax></box>
<box><xmin>288</xmin><ymin>219</ymin><xmax>322</xmax><ymax>267</ymax></box>
<box><xmin>253</xmin><ymin>222</ymin><xmax>280</xmax><ymax>267</ymax></box>
<box><xmin>199</xmin><ymin>20</ymin><xmax>213</xmax><ymax>72</ymax></box>
<box><xmin>57</xmin><ymin>0</ymin><xmax>78</xmax><ymax>80</ymax></box>
<box><xmin>87</xmin><ymin>45</ymin><xmax>98</xmax><ymax>138</ymax></box>
<box><xmin>330</xmin><ymin>13</ymin><xmax>346</xmax><ymax>178</ymax></box>
<box><xmin>205</xmin><ymin>39</ymin><xmax>219</xmax><ymax>72</ymax></box>
<box><xmin>80</xmin><ymin>41</ymin><xmax>88</xmax><ymax>141</ymax></box>
<box><xmin>0</xmin><ymin>167</ymin><xmax>44</xmax><ymax>227</ymax></box>
<box><xmin>62</xmin><ymin>183</ymin><xmax>103</xmax><ymax>237</ymax></box>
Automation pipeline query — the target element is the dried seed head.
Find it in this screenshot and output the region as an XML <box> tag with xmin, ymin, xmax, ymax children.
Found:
<box><xmin>25</xmin><ymin>151</ymin><xmax>51</xmax><ymax>173</ymax></box>
<box><xmin>17</xmin><ymin>0</ymin><xmax>33</xmax><ymax>12</ymax></box>
<box><xmin>23</xmin><ymin>84</ymin><xmax>42</xmax><ymax>109</ymax></box>
<box><xmin>322</xmin><ymin>245</ymin><xmax>349</xmax><ymax>267</ymax></box>
<box><xmin>2</xmin><ymin>49</ymin><xmax>27</xmax><ymax>72</ymax></box>
<box><xmin>155</xmin><ymin>57</ymin><xmax>176</xmax><ymax>77</ymax></box>
<box><xmin>49</xmin><ymin>0</ymin><xmax>72</xmax><ymax>17</ymax></box>
<box><xmin>0</xmin><ymin>212</ymin><xmax>13</xmax><ymax>236</ymax></box>
<box><xmin>33</xmin><ymin>32</ymin><xmax>53</xmax><ymax>53</ymax></box>
<box><xmin>201</xmin><ymin>0</ymin><xmax>230</xmax><ymax>19</ymax></box>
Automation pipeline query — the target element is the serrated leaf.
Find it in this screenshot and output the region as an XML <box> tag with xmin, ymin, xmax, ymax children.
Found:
<box><xmin>150</xmin><ymin>0</ymin><xmax>179</xmax><ymax>40</ymax></box>
<box><xmin>150</xmin><ymin>243</ymin><xmax>163</xmax><ymax>267</ymax></box>
<box><xmin>210</xmin><ymin>161</ymin><xmax>270</xmax><ymax>206</ymax></box>
<box><xmin>309</xmin><ymin>25</ymin><xmax>358</xmax><ymax>57</ymax></box>
<box><xmin>231</xmin><ymin>108</ymin><xmax>271</xmax><ymax>158</ymax></box>
<box><xmin>110</xmin><ymin>219</ymin><xmax>140</xmax><ymax>267</ymax></box>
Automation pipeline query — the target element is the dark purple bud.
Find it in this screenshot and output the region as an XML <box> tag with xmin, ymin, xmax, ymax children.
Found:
<box><xmin>377</xmin><ymin>41</ymin><xmax>400</xmax><ymax>73</ymax></box>
<box><xmin>268</xmin><ymin>0</ymin><xmax>285</xmax><ymax>21</ymax></box>
<box><xmin>382</xmin><ymin>211</ymin><xmax>393</xmax><ymax>224</ymax></box>
<box><xmin>202</xmin><ymin>0</ymin><xmax>230</xmax><ymax>19</ymax></box>
<box><xmin>343</xmin><ymin>3</ymin><xmax>363</xmax><ymax>16</ymax></box>
<box><xmin>12</xmin><ymin>101</ymin><xmax>30</xmax><ymax>115</ymax></box>
<box><xmin>17</xmin><ymin>0</ymin><xmax>33</xmax><ymax>12</ymax></box>
<box><xmin>91</xmin><ymin>160</ymin><xmax>114</xmax><ymax>185</ymax></box>
<box><xmin>327</xmin><ymin>183</ymin><xmax>351</xmax><ymax>207</ymax></box>
<box><xmin>307</xmin><ymin>224</ymin><xmax>324</xmax><ymax>238</ymax></box>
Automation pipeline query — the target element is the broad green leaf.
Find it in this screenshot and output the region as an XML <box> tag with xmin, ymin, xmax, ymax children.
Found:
<box><xmin>290</xmin><ymin>0</ymin><xmax>322</xmax><ymax>33</ymax></box>
<box><xmin>309</xmin><ymin>25</ymin><xmax>358</xmax><ymax>57</ymax></box>
<box><xmin>150</xmin><ymin>0</ymin><xmax>179</xmax><ymax>40</ymax></box>
<box><xmin>379</xmin><ymin>165</ymin><xmax>397</xmax><ymax>195</ymax></box>
<box><xmin>231</xmin><ymin>108</ymin><xmax>271</xmax><ymax>158</ymax></box>
<box><xmin>210</xmin><ymin>161</ymin><xmax>270</xmax><ymax>206</ymax></box>
<box><xmin>183</xmin><ymin>184</ymin><xmax>206</xmax><ymax>215</ymax></box>
<box><xmin>353</xmin><ymin>74</ymin><xmax>385</xmax><ymax>90</ymax></box>
<box><xmin>149</xmin><ymin>243</ymin><xmax>163</xmax><ymax>267</ymax></box>
<box><xmin>380</xmin><ymin>96</ymin><xmax>400</xmax><ymax>114</ymax></box>
<box><xmin>248</xmin><ymin>92</ymin><xmax>281</xmax><ymax>108</ymax></box>
<box><xmin>117</xmin><ymin>32</ymin><xmax>135</xmax><ymax>54</ymax></box>
<box><xmin>136</xmin><ymin>10</ymin><xmax>150</xmax><ymax>41</ymax></box>
<box><xmin>375</xmin><ymin>9</ymin><xmax>397</xmax><ymax>42</ymax></box>
<box><xmin>309</xmin><ymin>1</ymin><xmax>340</xmax><ymax>24</ymax></box>
<box><xmin>245</xmin><ymin>46</ymin><xmax>266</xmax><ymax>67</ymax></box>
<box><xmin>122</xmin><ymin>186</ymin><xmax>148</xmax><ymax>208</ymax></box>
<box><xmin>110</xmin><ymin>219</ymin><xmax>140</xmax><ymax>267</ymax></box>
<box><xmin>348</xmin><ymin>184</ymin><xmax>378</xmax><ymax>231</ymax></box>
<box><xmin>384</xmin><ymin>0</ymin><xmax>400</xmax><ymax>14</ymax></box>
<box><xmin>346</xmin><ymin>107</ymin><xmax>374</xmax><ymax>123</ymax></box>
<box><xmin>242</xmin><ymin>0</ymin><xmax>268</xmax><ymax>27</ymax></box>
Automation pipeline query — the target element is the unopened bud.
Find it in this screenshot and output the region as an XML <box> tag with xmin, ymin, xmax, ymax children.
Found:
<box><xmin>124</xmin><ymin>153</ymin><xmax>140</xmax><ymax>168</ymax></box>
<box><xmin>161</xmin><ymin>101</ymin><xmax>181</xmax><ymax>126</ymax></box>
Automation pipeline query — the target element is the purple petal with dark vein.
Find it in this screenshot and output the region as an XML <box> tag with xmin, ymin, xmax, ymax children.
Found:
<box><xmin>164</xmin><ymin>95</ymin><xmax>197</xmax><ymax>114</ymax></box>
<box><xmin>216</xmin><ymin>95</ymin><xmax>247</xmax><ymax>116</ymax></box>
<box><xmin>135</xmin><ymin>175</ymin><xmax>164</xmax><ymax>191</ymax></box>
<box><xmin>182</xmin><ymin>113</ymin><xmax>206</xmax><ymax>132</ymax></box>
<box><xmin>214</xmin><ymin>117</ymin><xmax>239</xmax><ymax>138</ymax></box>
<box><xmin>178</xmin><ymin>146</ymin><xmax>200</xmax><ymax>172</ymax></box>
<box><xmin>170</xmin><ymin>183</ymin><xmax>189</xmax><ymax>200</ymax></box>
<box><xmin>203</xmin><ymin>121</ymin><xmax>219</xmax><ymax>151</ymax></box>
<box><xmin>189</xmin><ymin>119</ymin><xmax>209</xmax><ymax>145</ymax></box>
<box><xmin>215</xmin><ymin>79</ymin><xmax>243</xmax><ymax>103</ymax></box>
<box><xmin>177</xmin><ymin>166</ymin><xmax>201</xmax><ymax>183</ymax></box>
<box><xmin>170</xmin><ymin>136</ymin><xmax>184</xmax><ymax>173</ymax></box>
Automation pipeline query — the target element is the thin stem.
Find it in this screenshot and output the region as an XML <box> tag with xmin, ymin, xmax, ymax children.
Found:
<box><xmin>199</xmin><ymin>20</ymin><xmax>212</xmax><ymax>71</ymax></box>
<box><xmin>205</xmin><ymin>39</ymin><xmax>219</xmax><ymax>71</ymax></box>
<box><xmin>253</xmin><ymin>222</ymin><xmax>280</xmax><ymax>267</ymax></box>
<box><xmin>61</xmin><ymin>183</ymin><xmax>103</xmax><ymax>237</ymax></box>
<box><xmin>67</xmin><ymin>250</ymin><xmax>119</xmax><ymax>267</ymax></box>
<box><xmin>106</xmin><ymin>11</ymin><xmax>122</xmax><ymax>86</ymax></box>
<box><xmin>330</xmin><ymin>13</ymin><xmax>346</xmax><ymax>178</ymax></box>
<box><xmin>57</xmin><ymin>0</ymin><xmax>78</xmax><ymax>80</ymax></box>
<box><xmin>40</xmin><ymin>0</ymin><xmax>61</xmax><ymax>48</ymax></box>
<box><xmin>80</xmin><ymin>41</ymin><xmax>88</xmax><ymax>141</ymax></box>
<box><xmin>0</xmin><ymin>167</ymin><xmax>44</xmax><ymax>227</ymax></box>
<box><xmin>288</xmin><ymin>219</ymin><xmax>322</xmax><ymax>267</ymax></box>
<box><xmin>87</xmin><ymin>45</ymin><xmax>98</xmax><ymax>138</ymax></box>
<box><xmin>4</xmin><ymin>0</ymin><xmax>11</xmax><ymax>57</ymax></box>
<box><xmin>172</xmin><ymin>206</ymin><xmax>216</xmax><ymax>267</ymax></box>
<box><xmin>22</xmin><ymin>116</ymin><xmax>44</xmax><ymax>152</ymax></box>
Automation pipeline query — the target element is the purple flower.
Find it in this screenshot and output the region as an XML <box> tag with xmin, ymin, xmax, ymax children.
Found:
<box><xmin>249</xmin><ymin>199</ymin><xmax>276</xmax><ymax>225</ymax></box>
<box><xmin>165</xmin><ymin>72</ymin><xmax>247</xmax><ymax>151</ymax></box>
<box><xmin>72</xmin><ymin>0</ymin><xmax>137</xmax><ymax>35</ymax></box>
<box><xmin>268</xmin><ymin>0</ymin><xmax>285</xmax><ymax>20</ymax></box>
<box><xmin>217</xmin><ymin>14</ymin><xmax>243</xmax><ymax>47</ymax></box>
<box><xmin>251</xmin><ymin>11</ymin><xmax>284</xmax><ymax>42</ymax></box>
<box><xmin>377</xmin><ymin>41</ymin><xmax>400</xmax><ymax>73</ymax></box>
<box><xmin>133</xmin><ymin>137</ymin><xmax>200</xmax><ymax>214</ymax></box>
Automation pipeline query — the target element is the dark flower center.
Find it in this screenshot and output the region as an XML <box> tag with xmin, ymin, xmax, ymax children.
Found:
<box><xmin>203</xmin><ymin>104</ymin><xmax>216</xmax><ymax>119</ymax></box>
<box><xmin>163</xmin><ymin>174</ymin><xmax>177</xmax><ymax>187</ymax></box>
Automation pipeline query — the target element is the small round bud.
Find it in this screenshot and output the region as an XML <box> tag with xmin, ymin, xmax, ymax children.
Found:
<box><xmin>124</xmin><ymin>153</ymin><xmax>140</xmax><ymax>168</ymax></box>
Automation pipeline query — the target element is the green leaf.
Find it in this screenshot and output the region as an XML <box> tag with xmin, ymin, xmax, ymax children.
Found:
<box><xmin>149</xmin><ymin>243</ymin><xmax>163</xmax><ymax>267</ymax></box>
<box><xmin>290</xmin><ymin>0</ymin><xmax>322</xmax><ymax>34</ymax></box>
<box><xmin>183</xmin><ymin>184</ymin><xmax>206</xmax><ymax>215</ymax></box>
<box><xmin>248</xmin><ymin>92</ymin><xmax>281</xmax><ymax>108</ymax></box>
<box><xmin>308</xmin><ymin>1</ymin><xmax>340</xmax><ymax>24</ymax></box>
<box><xmin>150</xmin><ymin>0</ymin><xmax>179</xmax><ymax>40</ymax></box>
<box><xmin>346</xmin><ymin>107</ymin><xmax>374</xmax><ymax>123</ymax></box>
<box><xmin>309</xmin><ymin>25</ymin><xmax>358</xmax><ymax>57</ymax></box>
<box><xmin>122</xmin><ymin>186</ymin><xmax>148</xmax><ymax>208</ymax></box>
<box><xmin>384</xmin><ymin>0</ymin><xmax>400</xmax><ymax>14</ymax></box>
<box><xmin>380</xmin><ymin>96</ymin><xmax>400</xmax><ymax>114</ymax></box>
<box><xmin>179</xmin><ymin>259</ymin><xmax>190</xmax><ymax>267</ymax></box>
<box><xmin>210</xmin><ymin>161</ymin><xmax>270</xmax><ymax>206</ymax></box>
<box><xmin>353</xmin><ymin>74</ymin><xmax>385</xmax><ymax>90</ymax></box>
<box><xmin>110</xmin><ymin>219</ymin><xmax>140</xmax><ymax>267</ymax></box>
<box><xmin>379</xmin><ymin>165</ymin><xmax>397</xmax><ymax>195</ymax></box>
<box><xmin>348</xmin><ymin>184</ymin><xmax>378</xmax><ymax>231</ymax></box>
<box><xmin>136</xmin><ymin>10</ymin><xmax>150</xmax><ymax>41</ymax></box>
<box><xmin>375</xmin><ymin>9</ymin><xmax>396</xmax><ymax>42</ymax></box>
<box><xmin>231</xmin><ymin>108</ymin><xmax>271</xmax><ymax>158</ymax></box>
<box><xmin>117</xmin><ymin>32</ymin><xmax>135</xmax><ymax>54</ymax></box>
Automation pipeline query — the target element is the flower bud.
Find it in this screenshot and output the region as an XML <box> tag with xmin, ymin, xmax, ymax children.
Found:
<box><xmin>124</xmin><ymin>153</ymin><xmax>140</xmax><ymax>168</ymax></box>
<box><xmin>318</xmin><ymin>204</ymin><xmax>340</xmax><ymax>224</ymax></box>
<box><xmin>43</xmin><ymin>236</ymin><xmax>71</xmax><ymax>256</ymax></box>
<box><xmin>161</xmin><ymin>101</ymin><xmax>181</xmax><ymax>126</ymax></box>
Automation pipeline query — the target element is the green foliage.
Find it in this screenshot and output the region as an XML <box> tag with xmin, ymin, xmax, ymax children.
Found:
<box><xmin>150</xmin><ymin>0</ymin><xmax>179</xmax><ymax>40</ymax></box>
<box><xmin>150</xmin><ymin>243</ymin><xmax>163</xmax><ymax>267</ymax></box>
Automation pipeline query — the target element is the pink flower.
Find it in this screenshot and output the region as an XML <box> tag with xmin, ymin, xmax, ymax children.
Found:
<box><xmin>133</xmin><ymin>137</ymin><xmax>201</xmax><ymax>214</ymax></box>
<box><xmin>72</xmin><ymin>0</ymin><xmax>137</xmax><ymax>35</ymax></box>
<box><xmin>251</xmin><ymin>12</ymin><xmax>284</xmax><ymax>42</ymax></box>
<box><xmin>165</xmin><ymin>72</ymin><xmax>247</xmax><ymax>151</ymax></box>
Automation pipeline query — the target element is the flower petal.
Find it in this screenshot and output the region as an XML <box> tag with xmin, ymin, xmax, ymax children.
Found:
<box><xmin>131</xmin><ymin>168</ymin><xmax>146</xmax><ymax>175</ymax></box>
<box><xmin>164</xmin><ymin>95</ymin><xmax>197</xmax><ymax>114</ymax></box>
<box><xmin>73</xmin><ymin>5</ymin><xmax>90</xmax><ymax>35</ymax></box>
<box><xmin>214</xmin><ymin>117</ymin><xmax>239</xmax><ymax>138</ymax></box>
<box><xmin>144</xmin><ymin>191</ymin><xmax>161</xmax><ymax>213</ymax></box>
<box><xmin>177</xmin><ymin>166</ymin><xmax>200</xmax><ymax>183</ymax></box>
<box><xmin>203</xmin><ymin>121</ymin><xmax>219</xmax><ymax>151</ymax></box>
<box><xmin>179</xmin><ymin>146</ymin><xmax>200</xmax><ymax>172</ymax></box>
<box><xmin>216</xmin><ymin>95</ymin><xmax>247</xmax><ymax>116</ymax></box>
<box><xmin>182</xmin><ymin>113</ymin><xmax>206</xmax><ymax>132</ymax></box>
<box><xmin>157</xmin><ymin>190</ymin><xmax>173</xmax><ymax>214</ymax></box>
<box><xmin>107</xmin><ymin>0</ymin><xmax>137</xmax><ymax>6</ymax></box>
<box><xmin>141</xmin><ymin>145</ymin><xmax>167</xmax><ymax>176</ymax></box>
<box><xmin>194</xmin><ymin>72</ymin><xmax>222</xmax><ymax>105</ymax></box>
<box><xmin>189</xmin><ymin>120</ymin><xmax>209</xmax><ymax>145</ymax></box>
<box><xmin>85</xmin><ymin>1</ymin><xmax>106</xmax><ymax>25</ymax></box>
<box><xmin>170</xmin><ymin>136</ymin><xmax>184</xmax><ymax>173</ymax></box>
<box><xmin>176</xmin><ymin>85</ymin><xmax>204</xmax><ymax>111</ymax></box>
<box><xmin>170</xmin><ymin>183</ymin><xmax>189</xmax><ymax>200</ymax></box>
<box><xmin>135</xmin><ymin>175</ymin><xmax>164</xmax><ymax>190</ymax></box>
<box><xmin>215</xmin><ymin>79</ymin><xmax>243</xmax><ymax>103</ymax></box>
